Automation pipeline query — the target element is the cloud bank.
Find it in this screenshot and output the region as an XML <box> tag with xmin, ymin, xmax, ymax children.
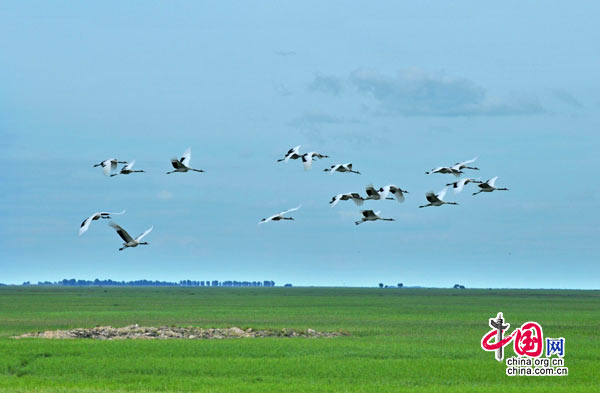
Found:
<box><xmin>308</xmin><ymin>73</ymin><xmax>343</xmax><ymax>96</ymax></box>
<box><xmin>349</xmin><ymin>68</ymin><xmax>544</xmax><ymax>117</ymax></box>
<box><xmin>551</xmin><ymin>89</ymin><xmax>583</xmax><ymax>108</ymax></box>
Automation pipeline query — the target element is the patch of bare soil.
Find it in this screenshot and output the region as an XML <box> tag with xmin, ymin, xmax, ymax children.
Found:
<box><xmin>13</xmin><ymin>325</ymin><xmax>347</xmax><ymax>340</ymax></box>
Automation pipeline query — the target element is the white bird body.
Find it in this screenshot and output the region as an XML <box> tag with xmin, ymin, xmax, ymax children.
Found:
<box><xmin>259</xmin><ymin>205</ymin><xmax>302</xmax><ymax>224</ymax></box>
<box><xmin>378</xmin><ymin>185</ymin><xmax>409</xmax><ymax>202</ymax></box>
<box><xmin>110</xmin><ymin>160</ymin><xmax>145</xmax><ymax>177</ymax></box>
<box><xmin>419</xmin><ymin>187</ymin><xmax>459</xmax><ymax>208</ymax></box>
<box><xmin>277</xmin><ymin>145</ymin><xmax>302</xmax><ymax>162</ymax></box>
<box><xmin>109</xmin><ymin>222</ymin><xmax>153</xmax><ymax>251</ymax></box>
<box><xmin>446</xmin><ymin>178</ymin><xmax>482</xmax><ymax>194</ymax></box>
<box><xmin>94</xmin><ymin>158</ymin><xmax>127</xmax><ymax>176</ymax></box>
<box><xmin>473</xmin><ymin>176</ymin><xmax>509</xmax><ymax>195</ymax></box>
<box><xmin>167</xmin><ymin>148</ymin><xmax>205</xmax><ymax>174</ymax></box>
<box><xmin>301</xmin><ymin>152</ymin><xmax>328</xmax><ymax>170</ymax></box>
<box><xmin>330</xmin><ymin>193</ymin><xmax>364</xmax><ymax>207</ymax></box>
<box><xmin>355</xmin><ymin>210</ymin><xmax>395</xmax><ymax>225</ymax></box>
<box><xmin>323</xmin><ymin>163</ymin><xmax>360</xmax><ymax>175</ymax></box>
<box><xmin>79</xmin><ymin>210</ymin><xmax>126</xmax><ymax>236</ymax></box>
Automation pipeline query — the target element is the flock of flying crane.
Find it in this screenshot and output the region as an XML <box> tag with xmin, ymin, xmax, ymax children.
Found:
<box><xmin>268</xmin><ymin>145</ymin><xmax>509</xmax><ymax>225</ymax></box>
<box><xmin>79</xmin><ymin>146</ymin><xmax>509</xmax><ymax>250</ymax></box>
<box><xmin>79</xmin><ymin>148</ymin><xmax>204</xmax><ymax>251</ymax></box>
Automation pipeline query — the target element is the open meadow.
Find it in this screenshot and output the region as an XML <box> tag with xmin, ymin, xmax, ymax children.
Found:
<box><xmin>0</xmin><ymin>287</ymin><xmax>598</xmax><ymax>392</ymax></box>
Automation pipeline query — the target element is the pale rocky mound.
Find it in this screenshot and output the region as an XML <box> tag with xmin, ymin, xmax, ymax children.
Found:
<box><xmin>13</xmin><ymin>325</ymin><xmax>346</xmax><ymax>340</ymax></box>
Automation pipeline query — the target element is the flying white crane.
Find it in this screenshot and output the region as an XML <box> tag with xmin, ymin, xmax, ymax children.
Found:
<box><xmin>419</xmin><ymin>187</ymin><xmax>459</xmax><ymax>208</ymax></box>
<box><xmin>473</xmin><ymin>176</ymin><xmax>509</xmax><ymax>196</ymax></box>
<box><xmin>166</xmin><ymin>148</ymin><xmax>205</xmax><ymax>174</ymax></box>
<box><xmin>277</xmin><ymin>145</ymin><xmax>302</xmax><ymax>162</ymax></box>
<box><xmin>378</xmin><ymin>185</ymin><xmax>409</xmax><ymax>202</ymax></box>
<box><xmin>301</xmin><ymin>152</ymin><xmax>328</xmax><ymax>170</ymax></box>
<box><xmin>425</xmin><ymin>166</ymin><xmax>462</xmax><ymax>177</ymax></box>
<box><xmin>329</xmin><ymin>193</ymin><xmax>364</xmax><ymax>207</ymax></box>
<box><xmin>451</xmin><ymin>156</ymin><xmax>479</xmax><ymax>172</ymax></box>
<box><xmin>94</xmin><ymin>159</ymin><xmax>127</xmax><ymax>176</ymax></box>
<box><xmin>109</xmin><ymin>222</ymin><xmax>153</xmax><ymax>251</ymax></box>
<box><xmin>364</xmin><ymin>184</ymin><xmax>383</xmax><ymax>200</ymax></box>
<box><xmin>259</xmin><ymin>205</ymin><xmax>302</xmax><ymax>224</ymax></box>
<box><xmin>426</xmin><ymin>157</ymin><xmax>479</xmax><ymax>177</ymax></box>
<box><xmin>79</xmin><ymin>210</ymin><xmax>125</xmax><ymax>236</ymax></box>
<box><xmin>355</xmin><ymin>210</ymin><xmax>395</xmax><ymax>225</ymax></box>
<box><xmin>323</xmin><ymin>163</ymin><xmax>360</xmax><ymax>175</ymax></box>
<box><xmin>364</xmin><ymin>184</ymin><xmax>395</xmax><ymax>201</ymax></box>
<box><xmin>446</xmin><ymin>178</ymin><xmax>482</xmax><ymax>194</ymax></box>
<box><xmin>110</xmin><ymin>160</ymin><xmax>145</xmax><ymax>177</ymax></box>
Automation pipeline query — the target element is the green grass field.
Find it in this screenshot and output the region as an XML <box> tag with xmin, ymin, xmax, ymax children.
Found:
<box><xmin>0</xmin><ymin>287</ymin><xmax>598</xmax><ymax>392</ymax></box>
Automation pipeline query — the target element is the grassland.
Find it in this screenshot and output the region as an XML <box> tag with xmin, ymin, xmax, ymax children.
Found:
<box><xmin>0</xmin><ymin>287</ymin><xmax>598</xmax><ymax>392</ymax></box>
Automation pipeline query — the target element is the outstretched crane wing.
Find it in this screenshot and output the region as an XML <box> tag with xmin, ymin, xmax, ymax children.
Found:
<box><xmin>135</xmin><ymin>226</ymin><xmax>153</xmax><ymax>242</ymax></box>
<box><xmin>180</xmin><ymin>148</ymin><xmax>191</xmax><ymax>167</ymax></box>
<box><xmin>109</xmin><ymin>222</ymin><xmax>134</xmax><ymax>243</ymax></box>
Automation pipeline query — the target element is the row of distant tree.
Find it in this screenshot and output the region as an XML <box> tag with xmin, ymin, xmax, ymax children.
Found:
<box><xmin>20</xmin><ymin>279</ymin><xmax>277</xmax><ymax>287</ymax></box>
<box><xmin>379</xmin><ymin>283</ymin><xmax>404</xmax><ymax>288</ymax></box>
<box><xmin>377</xmin><ymin>283</ymin><xmax>467</xmax><ymax>289</ymax></box>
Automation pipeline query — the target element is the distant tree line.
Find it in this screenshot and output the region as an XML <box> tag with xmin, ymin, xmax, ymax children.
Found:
<box><xmin>22</xmin><ymin>279</ymin><xmax>277</xmax><ymax>287</ymax></box>
<box><xmin>379</xmin><ymin>283</ymin><xmax>403</xmax><ymax>288</ymax></box>
<box><xmin>376</xmin><ymin>283</ymin><xmax>467</xmax><ymax>289</ymax></box>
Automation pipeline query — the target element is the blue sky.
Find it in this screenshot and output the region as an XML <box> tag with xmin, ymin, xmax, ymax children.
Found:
<box><xmin>1</xmin><ymin>1</ymin><xmax>598</xmax><ymax>288</ymax></box>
